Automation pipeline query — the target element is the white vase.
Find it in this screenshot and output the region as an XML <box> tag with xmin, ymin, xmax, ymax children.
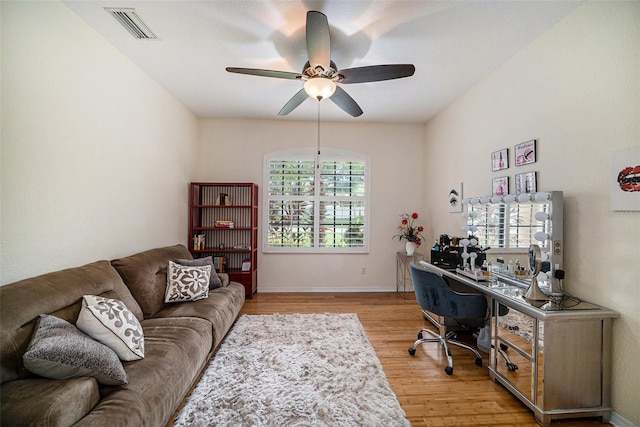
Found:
<box><xmin>406</xmin><ymin>241</ymin><xmax>417</xmax><ymax>256</ymax></box>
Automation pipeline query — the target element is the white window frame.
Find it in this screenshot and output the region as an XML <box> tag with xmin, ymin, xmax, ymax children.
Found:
<box><xmin>263</xmin><ymin>147</ymin><xmax>370</xmax><ymax>253</ymax></box>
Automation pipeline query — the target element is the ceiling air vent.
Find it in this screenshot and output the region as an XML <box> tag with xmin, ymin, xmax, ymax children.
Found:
<box><xmin>105</xmin><ymin>8</ymin><xmax>158</xmax><ymax>40</ymax></box>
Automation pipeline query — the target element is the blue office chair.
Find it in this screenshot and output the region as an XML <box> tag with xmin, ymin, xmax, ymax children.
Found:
<box><xmin>408</xmin><ymin>262</ymin><xmax>487</xmax><ymax>375</ymax></box>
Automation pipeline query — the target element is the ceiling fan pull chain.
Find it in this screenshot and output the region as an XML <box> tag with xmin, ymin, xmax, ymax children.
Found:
<box><xmin>316</xmin><ymin>100</ymin><xmax>321</xmax><ymax>169</ymax></box>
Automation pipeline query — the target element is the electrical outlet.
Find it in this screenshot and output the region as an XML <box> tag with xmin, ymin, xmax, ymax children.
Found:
<box><xmin>361</xmin><ymin>266</ymin><xmax>366</xmax><ymax>274</ymax></box>
<box><xmin>554</xmin><ymin>240</ymin><xmax>562</xmax><ymax>255</ymax></box>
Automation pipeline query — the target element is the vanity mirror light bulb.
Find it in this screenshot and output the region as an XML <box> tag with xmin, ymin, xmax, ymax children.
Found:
<box><xmin>462</xmin><ymin>198</ymin><xmax>471</xmax><ymax>205</ymax></box>
<box><xmin>469</xmin><ymin>225</ymin><xmax>478</xmax><ymax>232</ymax></box>
<box><xmin>480</xmin><ymin>196</ymin><xmax>491</xmax><ymax>204</ymax></box>
<box><xmin>534</xmin><ymin>231</ymin><xmax>550</xmax><ymax>242</ymax></box>
<box><xmin>461</xmin><ymin>252</ymin><xmax>470</xmax><ymax>259</ymax></box>
<box><xmin>470</xmin><ymin>252</ymin><xmax>478</xmax><ymax>259</ymax></box>
<box><xmin>462</xmin><ymin>225</ymin><xmax>471</xmax><ymax>232</ymax></box>
<box><xmin>490</xmin><ymin>195</ymin><xmax>503</xmax><ymax>203</ymax></box>
<box><xmin>534</xmin><ymin>192</ymin><xmax>550</xmax><ymax>202</ymax></box>
<box><xmin>503</xmin><ymin>194</ymin><xmax>517</xmax><ymax>203</ymax></box>
<box><xmin>470</xmin><ymin>238</ymin><xmax>478</xmax><ymax>246</ymax></box>
<box><xmin>518</xmin><ymin>193</ymin><xmax>532</xmax><ymax>203</ymax></box>
<box><xmin>534</xmin><ymin>212</ymin><xmax>550</xmax><ymax>221</ymax></box>
<box><xmin>460</xmin><ymin>238</ymin><xmax>470</xmax><ymax>246</ymax></box>
<box><xmin>470</xmin><ymin>198</ymin><xmax>480</xmax><ymax>205</ymax></box>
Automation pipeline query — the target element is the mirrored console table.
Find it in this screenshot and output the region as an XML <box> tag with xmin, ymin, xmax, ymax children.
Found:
<box><xmin>420</xmin><ymin>261</ymin><xmax>619</xmax><ymax>426</ymax></box>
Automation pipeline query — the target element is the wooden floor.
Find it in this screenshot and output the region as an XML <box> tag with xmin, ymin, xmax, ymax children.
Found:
<box><xmin>240</xmin><ymin>292</ymin><xmax>611</xmax><ymax>427</ymax></box>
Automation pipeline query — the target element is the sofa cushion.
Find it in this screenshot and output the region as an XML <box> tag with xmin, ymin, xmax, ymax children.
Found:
<box><xmin>155</xmin><ymin>282</ymin><xmax>245</xmax><ymax>349</ymax></box>
<box><xmin>111</xmin><ymin>244</ymin><xmax>193</xmax><ymax>318</ymax></box>
<box><xmin>23</xmin><ymin>314</ymin><xmax>127</xmax><ymax>385</ymax></box>
<box><xmin>174</xmin><ymin>256</ymin><xmax>223</xmax><ymax>289</ymax></box>
<box><xmin>0</xmin><ymin>377</ymin><xmax>99</xmax><ymax>427</ymax></box>
<box><xmin>73</xmin><ymin>316</ymin><xmax>213</xmax><ymax>427</ymax></box>
<box><xmin>76</xmin><ymin>295</ymin><xmax>145</xmax><ymax>361</ymax></box>
<box><xmin>165</xmin><ymin>261</ymin><xmax>210</xmax><ymax>303</ymax></box>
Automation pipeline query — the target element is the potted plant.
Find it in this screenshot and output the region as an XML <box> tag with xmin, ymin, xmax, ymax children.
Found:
<box><xmin>394</xmin><ymin>212</ymin><xmax>425</xmax><ymax>255</ymax></box>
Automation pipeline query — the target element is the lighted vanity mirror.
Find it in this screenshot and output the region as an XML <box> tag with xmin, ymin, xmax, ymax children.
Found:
<box><xmin>462</xmin><ymin>191</ymin><xmax>563</xmax><ymax>290</ymax></box>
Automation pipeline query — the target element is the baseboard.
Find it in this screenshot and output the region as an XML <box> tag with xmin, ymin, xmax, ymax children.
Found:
<box><xmin>610</xmin><ymin>411</ymin><xmax>637</xmax><ymax>427</ymax></box>
<box><xmin>259</xmin><ymin>286</ymin><xmax>403</xmax><ymax>293</ymax></box>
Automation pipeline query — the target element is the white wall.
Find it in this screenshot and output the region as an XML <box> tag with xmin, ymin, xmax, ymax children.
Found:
<box><xmin>1</xmin><ymin>2</ymin><xmax>199</xmax><ymax>284</ymax></box>
<box><xmin>423</xmin><ymin>2</ymin><xmax>639</xmax><ymax>424</ymax></box>
<box><xmin>197</xmin><ymin>119</ymin><xmax>425</xmax><ymax>291</ymax></box>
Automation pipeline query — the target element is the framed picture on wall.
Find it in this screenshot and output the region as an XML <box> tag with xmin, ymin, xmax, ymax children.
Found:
<box><xmin>448</xmin><ymin>182</ymin><xmax>462</xmax><ymax>212</ymax></box>
<box><xmin>491</xmin><ymin>148</ymin><xmax>509</xmax><ymax>171</ymax></box>
<box><xmin>611</xmin><ymin>147</ymin><xmax>640</xmax><ymax>211</ymax></box>
<box><xmin>515</xmin><ymin>171</ymin><xmax>537</xmax><ymax>194</ymax></box>
<box><xmin>515</xmin><ymin>139</ymin><xmax>536</xmax><ymax>166</ymax></box>
<box><xmin>492</xmin><ymin>176</ymin><xmax>509</xmax><ymax>196</ymax></box>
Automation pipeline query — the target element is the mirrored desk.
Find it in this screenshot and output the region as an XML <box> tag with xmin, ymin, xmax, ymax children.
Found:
<box><xmin>420</xmin><ymin>261</ymin><xmax>619</xmax><ymax>426</ymax></box>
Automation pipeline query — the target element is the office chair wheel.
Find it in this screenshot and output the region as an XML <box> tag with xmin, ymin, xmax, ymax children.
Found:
<box><xmin>445</xmin><ymin>366</ymin><xmax>453</xmax><ymax>375</ymax></box>
<box><xmin>507</xmin><ymin>362</ymin><xmax>518</xmax><ymax>371</ymax></box>
<box><xmin>475</xmin><ymin>357</ymin><xmax>483</xmax><ymax>367</ymax></box>
<box><xmin>408</xmin><ymin>347</ymin><xmax>416</xmax><ymax>356</ymax></box>
<box><xmin>417</xmin><ymin>332</ymin><xmax>423</xmax><ymax>339</ymax></box>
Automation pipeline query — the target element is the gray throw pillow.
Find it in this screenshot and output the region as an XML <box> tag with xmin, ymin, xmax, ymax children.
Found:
<box><xmin>23</xmin><ymin>314</ymin><xmax>127</xmax><ymax>385</ymax></box>
<box><xmin>174</xmin><ymin>256</ymin><xmax>222</xmax><ymax>289</ymax></box>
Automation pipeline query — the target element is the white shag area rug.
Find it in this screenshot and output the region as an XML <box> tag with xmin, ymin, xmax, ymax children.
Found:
<box><xmin>173</xmin><ymin>313</ymin><xmax>410</xmax><ymax>427</ymax></box>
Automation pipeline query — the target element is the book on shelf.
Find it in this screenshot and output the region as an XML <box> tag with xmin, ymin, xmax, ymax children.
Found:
<box><xmin>232</xmin><ymin>245</ymin><xmax>251</xmax><ymax>251</ymax></box>
<box><xmin>213</xmin><ymin>256</ymin><xmax>226</xmax><ymax>273</ymax></box>
<box><xmin>214</xmin><ymin>220</ymin><xmax>234</xmax><ymax>228</ymax></box>
<box><xmin>215</xmin><ymin>193</ymin><xmax>231</xmax><ymax>206</ymax></box>
<box><xmin>193</xmin><ymin>234</ymin><xmax>205</xmax><ymax>251</ymax></box>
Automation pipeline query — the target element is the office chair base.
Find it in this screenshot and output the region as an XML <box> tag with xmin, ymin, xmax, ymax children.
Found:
<box><xmin>495</xmin><ymin>344</ymin><xmax>519</xmax><ymax>371</ymax></box>
<box><xmin>408</xmin><ymin>328</ymin><xmax>483</xmax><ymax>375</ymax></box>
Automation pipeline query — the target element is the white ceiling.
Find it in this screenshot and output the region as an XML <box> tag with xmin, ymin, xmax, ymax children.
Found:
<box><xmin>63</xmin><ymin>1</ymin><xmax>581</xmax><ymax>124</ymax></box>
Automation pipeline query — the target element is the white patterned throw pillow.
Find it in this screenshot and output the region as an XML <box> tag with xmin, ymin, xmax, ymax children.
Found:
<box><xmin>165</xmin><ymin>261</ymin><xmax>210</xmax><ymax>303</ymax></box>
<box><xmin>76</xmin><ymin>295</ymin><xmax>145</xmax><ymax>361</ymax></box>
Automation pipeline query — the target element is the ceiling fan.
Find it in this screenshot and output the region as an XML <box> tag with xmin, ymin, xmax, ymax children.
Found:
<box><xmin>226</xmin><ymin>11</ymin><xmax>415</xmax><ymax>117</ymax></box>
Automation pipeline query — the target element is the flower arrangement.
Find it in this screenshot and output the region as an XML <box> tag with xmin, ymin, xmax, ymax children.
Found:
<box><xmin>394</xmin><ymin>212</ymin><xmax>425</xmax><ymax>246</ymax></box>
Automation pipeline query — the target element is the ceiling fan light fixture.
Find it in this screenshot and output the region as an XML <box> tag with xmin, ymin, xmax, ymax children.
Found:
<box><xmin>304</xmin><ymin>77</ymin><xmax>336</xmax><ymax>100</ymax></box>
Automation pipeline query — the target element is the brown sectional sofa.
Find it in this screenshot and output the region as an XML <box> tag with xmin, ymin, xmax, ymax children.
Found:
<box><xmin>0</xmin><ymin>244</ymin><xmax>245</xmax><ymax>426</ymax></box>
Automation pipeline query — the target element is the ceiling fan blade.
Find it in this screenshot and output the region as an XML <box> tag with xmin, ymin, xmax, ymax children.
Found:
<box><xmin>330</xmin><ymin>86</ymin><xmax>363</xmax><ymax>117</ymax></box>
<box><xmin>306</xmin><ymin>11</ymin><xmax>331</xmax><ymax>70</ymax></box>
<box><xmin>226</xmin><ymin>67</ymin><xmax>302</xmax><ymax>80</ymax></box>
<box><xmin>278</xmin><ymin>89</ymin><xmax>309</xmax><ymax>116</ymax></box>
<box><xmin>338</xmin><ymin>64</ymin><xmax>415</xmax><ymax>84</ymax></box>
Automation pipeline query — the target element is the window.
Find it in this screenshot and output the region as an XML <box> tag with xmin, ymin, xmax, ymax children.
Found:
<box><xmin>263</xmin><ymin>148</ymin><xmax>369</xmax><ymax>253</ymax></box>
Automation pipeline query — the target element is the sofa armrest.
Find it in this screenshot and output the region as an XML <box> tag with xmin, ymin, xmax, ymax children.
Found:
<box><xmin>0</xmin><ymin>377</ymin><xmax>99</xmax><ymax>426</ymax></box>
<box><xmin>217</xmin><ymin>273</ymin><xmax>230</xmax><ymax>287</ymax></box>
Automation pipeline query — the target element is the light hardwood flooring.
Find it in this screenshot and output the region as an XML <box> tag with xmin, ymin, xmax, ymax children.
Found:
<box><xmin>240</xmin><ymin>292</ymin><xmax>611</xmax><ymax>427</ymax></box>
